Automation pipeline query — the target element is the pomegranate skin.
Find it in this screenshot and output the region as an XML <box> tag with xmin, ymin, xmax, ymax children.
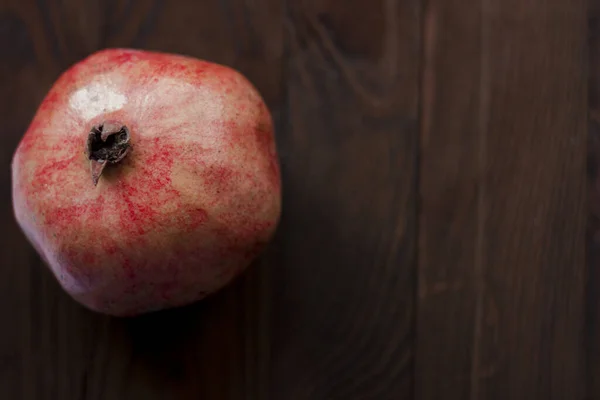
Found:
<box><xmin>11</xmin><ymin>48</ymin><xmax>281</xmax><ymax>316</ymax></box>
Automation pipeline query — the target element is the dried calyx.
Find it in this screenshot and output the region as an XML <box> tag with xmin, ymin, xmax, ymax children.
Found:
<box><xmin>86</xmin><ymin>121</ymin><xmax>131</xmax><ymax>186</ymax></box>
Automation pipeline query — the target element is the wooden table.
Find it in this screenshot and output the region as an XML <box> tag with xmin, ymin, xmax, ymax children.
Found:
<box><xmin>0</xmin><ymin>1</ymin><xmax>592</xmax><ymax>399</ymax></box>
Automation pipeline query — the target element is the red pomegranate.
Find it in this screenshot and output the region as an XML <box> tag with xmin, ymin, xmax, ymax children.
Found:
<box><xmin>11</xmin><ymin>48</ymin><xmax>281</xmax><ymax>316</ymax></box>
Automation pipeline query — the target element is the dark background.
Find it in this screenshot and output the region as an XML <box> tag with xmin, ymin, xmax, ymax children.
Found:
<box><xmin>0</xmin><ymin>0</ymin><xmax>594</xmax><ymax>399</ymax></box>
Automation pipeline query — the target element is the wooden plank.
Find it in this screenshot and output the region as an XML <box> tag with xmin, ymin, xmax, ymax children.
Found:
<box><xmin>417</xmin><ymin>0</ymin><xmax>587</xmax><ymax>399</ymax></box>
<box><xmin>587</xmin><ymin>2</ymin><xmax>600</xmax><ymax>399</ymax></box>
<box><xmin>587</xmin><ymin>121</ymin><xmax>600</xmax><ymax>400</ymax></box>
<box><xmin>0</xmin><ymin>0</ymin><xmax>284</xmax><ymax>399</ymax></box>
<box><xmin>415</xmin><ymin>0</ymin><xmax>482</xmax><ymax>398</ymax></box>
<box><xmin>270</xmin><ymin>0</ymin><xmax>421</xmax><ymax>398</ymax></box>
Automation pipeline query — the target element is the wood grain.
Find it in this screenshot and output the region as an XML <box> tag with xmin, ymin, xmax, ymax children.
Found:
<box><xmin>588</xmin><ymin>2</ymin><xmax>600</xmax><ymax>399</ymax></box>
<box><xmin>269</xmin><ymin>0</ymin><xmax>420</xmax><ymax>399</ymax></box>
<box><xmin>417</xmin><ymin>0</ymin><xmax>587</xmax><ymax>399</ymax></box>
<box><xmin>415</xmin><ymin>0</ymin><xmax>482</xmax><ymax>398</ymax></box>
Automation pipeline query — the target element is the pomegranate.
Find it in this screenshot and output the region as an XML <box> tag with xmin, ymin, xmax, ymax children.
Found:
<box><xmin>11</xmin><ymin>48</ymin><xmax>281</xmax><ymax>316</ymax></box>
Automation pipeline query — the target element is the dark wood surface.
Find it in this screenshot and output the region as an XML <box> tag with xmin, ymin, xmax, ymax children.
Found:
<box><xmin>0</xmin><ymin>0</ymin><xmax>591</xmax><ymax>399</ymax></box>
<box><xmin>419</xmin><ymin>1</ymin><xmax>587</xmax><ymax>399</ymax></box>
